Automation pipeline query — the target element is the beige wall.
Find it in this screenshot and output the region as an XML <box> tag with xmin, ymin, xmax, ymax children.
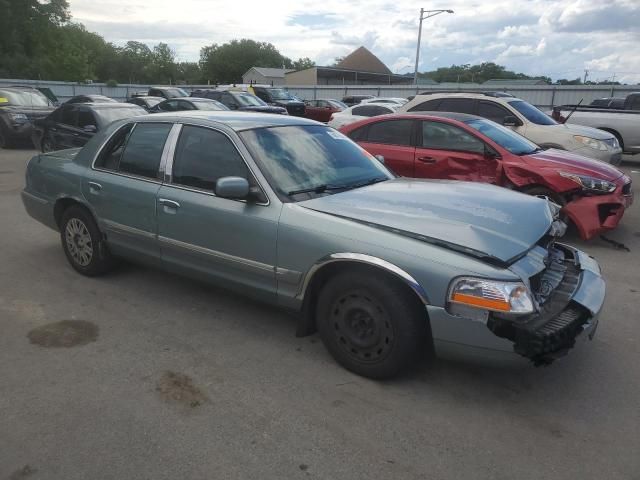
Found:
<box><xmin>242</xmin><ymin>71</ymin><xmax>286</xmax><ymax>86</ymax></box>
<box><xmin>285</xmin><ymin>68</ymin><xmax>317</xmax><ymax>86</ymax></box>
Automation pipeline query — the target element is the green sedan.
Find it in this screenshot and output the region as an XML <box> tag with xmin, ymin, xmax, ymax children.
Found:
<box><xmin>22</xmin><ymin>111</ymin><xmax>605</xmax><ymax>378</ymax></box>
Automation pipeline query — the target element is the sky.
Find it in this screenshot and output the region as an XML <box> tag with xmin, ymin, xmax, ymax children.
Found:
<box><xmin>69</xmin><ymin>0</ymin><xmax>640</xmax><ymax>84</ymax></box>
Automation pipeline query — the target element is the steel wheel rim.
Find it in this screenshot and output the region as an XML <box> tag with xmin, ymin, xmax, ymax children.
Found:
<box><xmin>330</xmin><ymin>291</ymin><xmax>394</xmax><ymax>364</ymax></box>
<box><xmin>65</xmin><ymin>218</ymin><xmax>93</xmax><ymax>266</ymax></box>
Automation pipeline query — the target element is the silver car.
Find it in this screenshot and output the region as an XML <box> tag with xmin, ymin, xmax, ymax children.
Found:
<box><xmin>21</xmin><ymin>112</ymin><xmax>605</xmax><ymax>378</ymax></box>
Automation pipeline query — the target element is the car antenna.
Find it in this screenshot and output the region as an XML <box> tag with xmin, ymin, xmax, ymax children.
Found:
<box><xmin>562</xmin><ymin>98</ymin><xmax>583</xmax><ymax>124</ymax></box>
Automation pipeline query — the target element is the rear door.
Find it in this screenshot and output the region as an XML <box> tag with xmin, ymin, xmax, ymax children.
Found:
<box><xmin>358</xmin><ymin>119</ymin><xmax>416</xmax><ymax>177</ymax></box>
<box><xmin>74</xmin><ymin>108</ymin><xmax>98</xmax><ymax>147</ymax></box>
<box><xmin>415</xmin><ymin>120</ymin><xmax>499</xmax><ymax>183</ymax></box>
<box><xmin>83</xmin><ymin>121</ymin><xmax>175</xmax><ymax>262</ymax></box>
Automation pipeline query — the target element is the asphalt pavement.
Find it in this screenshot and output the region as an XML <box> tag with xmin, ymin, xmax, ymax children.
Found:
<box><xmin>1</xmin><ymin>148</ymin><xmax>639</xmax><ymax>480</ymax></box>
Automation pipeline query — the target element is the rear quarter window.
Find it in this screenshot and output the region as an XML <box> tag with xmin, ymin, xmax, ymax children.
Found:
<box><xmin>408</xmin><ymin>98</ymin><xmax>441</xmax><ymax>112</ymax></box>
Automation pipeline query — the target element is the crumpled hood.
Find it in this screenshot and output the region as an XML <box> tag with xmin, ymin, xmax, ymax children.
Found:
<box><xmin>298</xmin><ymin>178</ymin><xmax>555</xmax><ymax>264</ymax></box>
<box><xmin>526</xmin><ymin>148</ymin><xmax>624</xmax><ymax>181</ymax></box>
<box><xmin>549</xmin><ymin>122</ymin><xmax>614</xmax><ymax>140</ymax></box>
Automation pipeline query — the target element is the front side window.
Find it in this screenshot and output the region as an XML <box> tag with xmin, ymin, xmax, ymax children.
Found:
<box><xmin>77</xmin><ymin>110</ymin><xmax>97</xmax><ymax>129</ymax></box>
<box><xmin>477</xmin><ymin>101</ymin><xmax>512</xmax><ymax>124</ymax></box>
<box><xmin>366</xmin><ymin>119</ymin><xmax>413</xmax><ymax>146</ymax></box>
<box><xmin>240</xmin><ymin>125</ymin><xmax>391</xmax><ymax>199</ymax></box>
<box><xmin>465</xmin><ymin>119</ymin><xmax>538</xmax><ymax>155</ymax></box>
<box><xmin>172</xmin><ymin>126</ymin><xmax>248</xmax><ymax>191</ymax></box>
<box><xmin>60</xmin><ymin>106</ymin><xmax>76</xmax><ymax>126</ymax></box>
<box><xmin>110</xmin><ymin>123</ymin><xmax>172</xmax><ymax>178</ymax></box>
<box><xmin>508</xmin><ymin>100</ymin><xmax>557</xmax><ymax>125</ymax></box>
<box><xmin>352</xmin><ymin>105</ymin><xmax>392</xmax><ymax>117</ymax></box>
<box><xmin>421</xmin><ymin>121</ymin><xmax>485</xmax><ymax>153</ymax></box>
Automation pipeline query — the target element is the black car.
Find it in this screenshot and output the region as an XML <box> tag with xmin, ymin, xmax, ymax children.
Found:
<box><xmin>39</xmin><ymin>103</ymin><xmax>146</xmax><ymax>152</ymax></box>
<box><xmin>149</xmin><ymin>97</ymin><xmax>229</xmax><ymax>113</ymax></box>
<box><xmin>251</xmin><ymin>86</ymin><xmax>305</xmax><ymax>116</ymax></box>
<box><xmin>148</xmin><ymin>86</ymin><xmax>189</xmax><ymax>99</ymax></box>
<box><xmin>0</xmin><ymin>87</ymin><xmax>55</xmax><ymax>148</ymax></box>
<box><xmin>191</xmin><ymin>89</ymin><xmax>287</xmax><ymax>114</ymax></box>
<box><xmin>127</xmin><ymin>96</ymin><xmax>164</xmax><ymax>111</ymax></box>
<box><xmin>66</xmin><ymin>94</ymin><xmax>118</xmax><ymax>104</ymax></box>
<box><xmin>341</xmin><ymin>95</ymin><xmax>375</xmax><ymax>107</ymax></box>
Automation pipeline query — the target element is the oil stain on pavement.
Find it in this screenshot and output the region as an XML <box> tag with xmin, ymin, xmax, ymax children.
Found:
<box><xmin>156</xmin><ymin>371</ymin><xmax>209</xmax><ymax>409</ymax></box>
<box><xmin>27</xmin><ymin>320</ymin><xmax>99</xmax><ymax>348</ymax></box>
<box><xmin>8</xmin><ymin>465</ymin><xmax>37</xmax><ymax>479</ymax></box>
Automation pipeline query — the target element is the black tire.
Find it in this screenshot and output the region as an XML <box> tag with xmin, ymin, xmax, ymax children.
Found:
<box><xmin>0</xmin><ymin>126</ymin><xmax>12</xmax><ymax>149</ymax></box>
<box><xmin>41</xmin><ymin>132</ymin><xmax>55</xmax><ymax>153</ymax></box>
<box><xmin>60</xmin><ymin>205</ymin><xmax>115</xmax><ymax>276</ymax></box>
<box><xmin>316</xmin><ymin>270</ymin><xmax>429</xmax><ymax>379</ymax></box>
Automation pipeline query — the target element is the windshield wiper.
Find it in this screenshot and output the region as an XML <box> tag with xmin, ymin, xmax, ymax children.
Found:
<box><xmin>287</xmin><ymin>177</ymin><xmax>388</xmax><ymax>197</ymax></box>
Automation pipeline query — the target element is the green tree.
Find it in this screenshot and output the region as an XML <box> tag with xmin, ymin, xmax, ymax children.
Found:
<box><xmin>200</xmin><ymin>39</ymin><xmax>291</xmax><ymax>83</ymax></box>
<box><xmin>292</xmin><ymin>57</ymin><xmax>315</xmax><ymax>71</ymax></box>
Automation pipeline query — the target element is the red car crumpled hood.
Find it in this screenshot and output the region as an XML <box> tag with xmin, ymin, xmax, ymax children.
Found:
<box><xmin>525</xmin><ymin>149</ymin><xmax>624</xmax><ymax>181</ymax></box>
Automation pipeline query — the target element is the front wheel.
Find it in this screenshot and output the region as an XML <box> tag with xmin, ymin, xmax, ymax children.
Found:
<box><xmin>60</xmin><ymin>205</ymin><xmax>115</xmax><ymax>276</ymax></box>
<box><xmin>316</xmin><ymin>270</ymin><xmax>429</xmax><ymax>379</ymax></box>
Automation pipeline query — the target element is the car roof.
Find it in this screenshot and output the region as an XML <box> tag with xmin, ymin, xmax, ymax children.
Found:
<box><xmin>143</xmin><ymin>110</ymin><xmax>320</xmax><ymax>130</ymax></box>
<box><xmin>130</xmin><ymin>96</ymin><xmax>163</xmax><ymax>100</ymax></box>
<box><xmin>78</xmin><ymin>102</ymin><xmax>140</xmax><ymax>110</ymax></box>
<box><xmin>412</xmin><ymin>92</ymin><xmax>523</xmax><ymax>103</ymax></box>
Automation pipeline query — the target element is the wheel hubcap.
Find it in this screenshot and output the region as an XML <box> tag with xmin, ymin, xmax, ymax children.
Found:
<box><xmin>65</xmin><ymin>218</ymin><xmax>93</xmax><ymax>266</ymax></box>
<box><xmin>330</xmin><ymin>292</ymin><xmax>394</xmax><ymax>363</ymax></box>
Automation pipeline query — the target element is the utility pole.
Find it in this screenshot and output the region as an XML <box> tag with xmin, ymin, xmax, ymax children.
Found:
<box><xmin>583</xmin><ymin>69</ymin><xmax>589</xmax><ymax>84</ymax></box>
<box><xmin>413</xmin><ymin>8</ymin><xmax>454</xmax><ymax>85</ymax></box>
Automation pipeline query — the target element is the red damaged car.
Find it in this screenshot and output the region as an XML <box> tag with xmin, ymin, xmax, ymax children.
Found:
<box><xmin>340</xmin><ymin>112</ymin><xmax>633</xmax><ymax>240</ymax></box>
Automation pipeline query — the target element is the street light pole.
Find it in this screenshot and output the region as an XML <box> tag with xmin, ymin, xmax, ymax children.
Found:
<box><xmin>413</xmin><ymin>8</ymin><xmax>454</xmax><ymax>85</ymax></box>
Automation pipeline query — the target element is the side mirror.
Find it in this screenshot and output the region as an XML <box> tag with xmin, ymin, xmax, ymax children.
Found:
<box><xmin>484</xmin><ymin>147</ymin><xmax>501</xmax><ymax>160</ymax></box>
<box><xmin>215</xmin><ymin>176</ymin><xmax>249</xmax><ymax>199</ymax></box>
<box><xmin>83</xmin><ymin>124</ymin><xmax>97</xmax><ymax>133</ymax></box>
<box><xmin>374</xmin><ymin>154</ymin><xmax>385</xmax><ymax>164</ymax></box>
<box><xmin>503</xmin><ymin>116</ymin><xmax>520</xmax><ymax>127</ymax></box>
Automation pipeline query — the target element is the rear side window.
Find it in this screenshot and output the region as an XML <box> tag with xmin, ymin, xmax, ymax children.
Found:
<box><xmin>347</xmin><ymin>125</ymin><xmax>368</xmax><ymax>142</ymax></box>
<box><xmin>352</xmin><ymin>105</ymin><xmax>392</xmax><ymax>116</ymax></box>
<box><xmin>116</xmin><ymin>123</ymin><xmax>172</xmax><ymax>178</ymax></box>
<box><xmin>172</xmin><ymin>126</ymin><xmax>248</xmax><ymax>191</ymax></box>
<box><xmin>77</xmin><ymin>110</ymin><xmax>96</xmax><ymax>128</ymax></box>
<box><xmin>437</xmin><ymin>98</ymin><xmax>475</xmax><ymax>114</ymax></box>
<box><xmin>629</xmin><ymin>96</ymin><xmax>640</xmax><ymax>110</ymax></box>
<box><xmin>366</xmin><ymin>120</ymin><xmax>413</xmax><ymax>146</ymax></box>
<box><xmin>408</xmin><ymin>99</ymin><xmax>441</xmax><ymax>112</ymax></box>
<box><xmin>421</xmin><ymin>121</ymin><xmax>485</xmax><ymax>153</ymax></box>
<box><xmin>60</xmin><ymin>106</ymin><xmax>76</xmax><ymax>126</ymax></box>
<box><xmin>477</xmin><ymin>101</ymin><xmax>511</xmax><ymax>123</ymax></box>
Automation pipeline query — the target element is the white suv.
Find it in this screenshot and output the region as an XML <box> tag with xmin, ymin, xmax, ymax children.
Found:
<box><xmin>400</xmin><ymin>93</ymin><xmax>622</xmax><ymax>164</ymax></box>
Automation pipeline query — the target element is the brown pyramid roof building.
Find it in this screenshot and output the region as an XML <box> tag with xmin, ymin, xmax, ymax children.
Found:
<box><xmin>336</xmin><ymin>46</ymin><xmax>392</xmax><ymax>75</ymax></box>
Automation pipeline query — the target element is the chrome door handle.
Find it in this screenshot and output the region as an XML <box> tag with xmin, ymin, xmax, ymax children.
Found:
<box><xmin>88</xmin><ymin>181</ymin><xmax>102</xmax><ymax>193</ymax></box>
<box><xmin>158</xmin><ymin>198</ymin><xmax>180</xmax><ymax>209</ymax></box>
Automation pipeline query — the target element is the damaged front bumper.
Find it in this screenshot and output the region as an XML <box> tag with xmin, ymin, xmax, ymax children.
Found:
<box><xmin>564</xmin><ymin>176</ymin><xmax>633</xmax><ymax>240</ymax></box>
<box><xmin>428</xmin><ymin>244</ymin><xmax>605</xmax><ymax>366</ymax></box>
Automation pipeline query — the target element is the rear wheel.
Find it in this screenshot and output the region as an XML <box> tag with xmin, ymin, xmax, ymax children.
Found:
<box><xmin>60</xmin><ymin>205</ymin><xmax>115</xmax><ymax>276</ymax></box>
<box><xmin>316</xmin><ymin>270</ymin><xmax>429</xmax><ymax>379</ymax></box>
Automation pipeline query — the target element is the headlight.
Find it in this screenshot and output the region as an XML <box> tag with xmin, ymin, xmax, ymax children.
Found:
<box><xmin>573</xmin><ymin>135</ymin><xmax>608</xmax><ymax>151</ymax></box>
<box><xmin>8</xmin><ymin>113</ymin><xmax>28</xmax><ymax>122</ymax></box>
<box><xmin>559</xmin><ymin>172</ymin><xmax>616</xmax><ymax>193</ymax></box>
<box><xmin>448</xmin><ymin>277</ymin><xmax>534</xmax><ymax>314</ymax></box>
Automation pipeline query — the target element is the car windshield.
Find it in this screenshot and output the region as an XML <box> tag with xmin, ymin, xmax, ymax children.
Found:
<box><xmin>465</xmin><ymin>119</ymin><xmax>540</xmax><ymax>155</ymax></box>
<box><xmin>508</xmin><ymin>100</ymin><xmax>557</xmax><ymax>125</ymax></box>
<box><xmin>267</xmin><ymin>89</ymin><xmax>293</xmax><ymax>101</ymax></box>
<box><xmin>194</xmin><ymin>100</ymin><xmax>228</xmax><ymax>111</ymax></box>
<box><xmin>240</xmin><ymin>125</ymin><xmax>392</xmax><ymax>199</ymax></box>
<box><xmin>165</xmin><ymin>88</ymin><xmax>188</xmax><ymax>98</ymax></box>
<box><xmin>0</xmin><ymin>90</ymin><xmax>51</xmax><ymax>107</ymax></box>
<box><xmin>96</xmin><ymin>107</ymin><xmax>146</xmax><ymax>125</ymax></box>
<box><xmin>235</xmin><ymin>93</ymin><xmax>267</xmax><ymax>107</ymax></box>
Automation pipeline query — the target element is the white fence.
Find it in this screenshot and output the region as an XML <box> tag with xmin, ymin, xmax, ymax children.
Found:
<box><xmin>2</xmin><ymin>78</ymin><xmax>637</xmax><ymax>109</ymax></box>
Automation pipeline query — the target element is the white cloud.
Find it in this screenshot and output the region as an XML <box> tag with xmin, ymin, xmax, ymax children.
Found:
<box><xmin>67</xmin><ymin>0</ymin><xmax>640</xmax><ymax>84</ymax></box>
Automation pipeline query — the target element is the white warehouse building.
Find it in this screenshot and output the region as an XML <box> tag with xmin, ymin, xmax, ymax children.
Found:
<box><xmin>242</xmin><ymin>67</ymin><xmax>294</xmax><ymax>86</ymax></box>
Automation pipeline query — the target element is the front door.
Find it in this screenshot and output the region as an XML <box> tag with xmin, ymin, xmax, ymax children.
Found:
<box><xmin>415</xmin><ymin>120</ymin><xmax>499</xmax><ymax>183</ymax></box>
<box><xmin>358</xmin><ymin>118</ymin><xmax>416</xmax><ymax>177</ymax></box>
<box><xmin>156</xmin><ymin>124</ymin><xmax>279</xmax><ymax>302</ymax></box>
<box><xmin>83</xmin><ymin>121</ymin><xmax>174</xmax><ymax>262</ymax></box>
